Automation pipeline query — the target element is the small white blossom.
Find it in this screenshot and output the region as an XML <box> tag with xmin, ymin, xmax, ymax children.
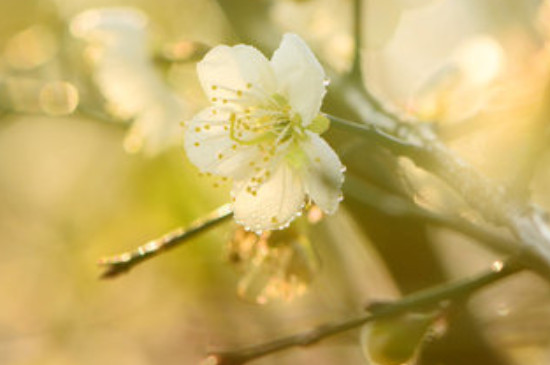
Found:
<box><xmin>409</xmin><ymin>35</ymin><xmax>504</xmax><ymax>122</ymax></box>
<box><xmin>71</xmin><ymin>8</ymin><xmax>188</xmax><ymax>155</ymax></box>
<box><xmin>184</xmin><ymin>33</ymin><xmax>345</xmax><ymax>232</ymax></box>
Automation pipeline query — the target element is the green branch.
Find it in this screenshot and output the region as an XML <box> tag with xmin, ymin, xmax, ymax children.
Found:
<box><xmin>204</xmin><ymin>258</ymin><xmax>523</xmax><ymax>365</ymax></box>
<box><xmin>99</xmin><ymin>204</ymin><xmax>233</xmax><ymax>278</ymax></box>
<box><xmin>327</xmin><ymin>113</ymin><xmax>426</xmax><ymax>158</ymax></box>
<box><xmin>351</xmin><ymin>0</ymin><xmax>363</xmax><ymax>79</ymax></box>
<box><xmin>344</xmin><ymin>175</ymin><xmax>517</xmax><ymax>256</ymax></box>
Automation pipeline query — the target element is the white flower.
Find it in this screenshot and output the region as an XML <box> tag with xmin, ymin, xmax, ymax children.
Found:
<box><xmin>70</xmin><ymin>8</ymin><xmax>188</xmax><ymax>155</ymax></box>
<box><xmin>409</xmin><ymin>35</ymin><xmax>504</xmax><ymax>122</ymax></box>
<box><xmin>184</xmin><ymin>33</ymin><xmax>345</xmax><ymax>232</ymax></box>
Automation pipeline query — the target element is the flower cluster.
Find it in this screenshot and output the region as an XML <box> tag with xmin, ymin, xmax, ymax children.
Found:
<box><xmin>184</xmin><ymin>34</ymin><xmax>344</xmax><ymax>232</ymax></box>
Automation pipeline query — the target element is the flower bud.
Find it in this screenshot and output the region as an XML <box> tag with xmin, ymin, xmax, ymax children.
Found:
<box><xmin>360</xmin><ymin>311</ymin><xmax>442</xmax><ymax>365</ymax></box>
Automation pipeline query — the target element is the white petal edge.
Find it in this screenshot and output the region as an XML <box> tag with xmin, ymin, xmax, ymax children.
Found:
<box><xmin>302</xmin><ymin>131</ymin><xmax>344</xmax><ymax>214</ymax></box>
<box><xmin>197</xmin><ymin>44</ymin><xmax>276</xmax><ymax>104</ymax></box>
<box><xmin>270</xmin><ymin>33</ymin><xmax>326</xmax><ymax>126</ymax></box>
<box><xmin>232</xmin><ymin>162</ymin><xmax>305</xmax><ymax>232</ymax></box>
<box><xmin>183</xmin><ymin>107</ymin><xmax>262</xmax><ymax>179</ymax></box>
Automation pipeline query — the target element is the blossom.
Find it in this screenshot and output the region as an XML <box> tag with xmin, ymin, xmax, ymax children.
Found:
<box><xmin>227</xmin><ymin>226</ymin><xmax>320</xmax><ymax>304</ymax></box>
<box><xmin>184</xmin><ymin>33</ymin><xmax>344</xmax><ymax>232</ymax></box>
<box><xmin>408</xmin><ymin>35</ymin><xmax>504</xmax><ymax>122</ymax></box>
<box><xmin>70</xmin><ymin>8</ymin><xmax>189</xmax><ymax>155</ymax></box>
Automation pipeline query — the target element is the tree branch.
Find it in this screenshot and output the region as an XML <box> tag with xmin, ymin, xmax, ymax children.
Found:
<box><xmin>204</xmin><ymin>258</ymin><xmax>523</xmax><ymax>365</ymax></box>
<box><xmin>343</xmin><ymin>175</ymin><xmax>517</xmax><ymax>256</ymax></box>
<box><xmin>351</xmin><ymin>0</ymin><xmax>363</xmax><ymax>79</ymax></box>
<box><xmin>329</xmin><ymin>81</ymin><xmax>550</xmax><ymax>278</ymax></box>
<box><xmin>98</xmin><ymin>204</ymin><xmax>233</xmax><ymax>278</ymax></box>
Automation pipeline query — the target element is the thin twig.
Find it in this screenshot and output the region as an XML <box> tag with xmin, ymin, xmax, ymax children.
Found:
<box><xmin>344</xmin><ymin>175</ymin><xmax>517</xmax><ymax>255</ymax></box>
<box><xmin>327</xmin><ymin>113</ymin><xmax>425</xmax><ymax>157</ymax></box>
<box><xmin>205</xmin><ymin>258</ymin><xmax>523</xmax><ymax>365</ymax></box>
<box><xmin>351</xmin><ymin>0</ymin><xmax>363</xmax><ymax>79</ymax></box>
<box><xmin>99</xmin><ymin>204</ymin><xmax>233</xmax><ymax>278</ymax></box>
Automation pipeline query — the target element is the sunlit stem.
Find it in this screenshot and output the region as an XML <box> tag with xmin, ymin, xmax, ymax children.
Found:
<box><xmin>351</xmin><ymin>0</ymin><xmax>363</xmax><ymax>79</ymax></box>
<box><xmin>344</xmin><ymin>175</ymin><xmax>518</xmax><ymax>255</ymax></box>
<box><xmin>326</xmin><ymin>113</ymin><xmax>426</xmax><ymax>158</ymax></box>
<box><xmin>205</xmin><ymin>259</ymin><xmax>523</xmax><ymax>365</ymax></box>
<box><xmin>99</xmin><ymin>204</ymin><xmax>233</xmax><ymax>279</ymax></box>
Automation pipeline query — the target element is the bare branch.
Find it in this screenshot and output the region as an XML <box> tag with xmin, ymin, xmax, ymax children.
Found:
<box><xmin>205</xmin><ymin>258</ymin><xmax>522</xmax><ymax>364</ymax></box>
<box><xmin>344</xmin><ymin>175</ymin><xmax>517</xmax><ymax>255</ymax></box>
<box><xmin>351</xmin><ymin>0</ymin><xmax>363</xmax><ymax>79</ymax></box>
<box><xmin>99</xmin><ymin>204</ymin><xmax>233</xmax><ymax>278</ymax></box>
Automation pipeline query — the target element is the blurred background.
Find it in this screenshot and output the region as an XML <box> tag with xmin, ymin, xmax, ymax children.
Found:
<box><xmin>1</xmin><ymin>0</ymin><xmax>550</xmax><ymax>364</ymax></box>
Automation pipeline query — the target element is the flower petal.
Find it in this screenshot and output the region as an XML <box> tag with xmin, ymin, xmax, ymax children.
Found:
<box><xmin>271</xmin><ymin>33</ymin><xmax>326</xmax><ymax>126</ymax></box>
<box><xmin>184</xmin><ymin>107</ymin><xmax>261</xmax><ymax>179</ymax></box>
<box><xmin>197</xmin><ymin>44</ymin><xmax>276</xmax><ymax>106</ymax></box>
<box><xmin>232</xmin><ymin>162</ymin><xmax>305</xmax><ymax>232</ymax></box>
<box><xmin>302</xmin><ymin>132</ymin><xmax>344</xmax><ymax>214</ymax></box>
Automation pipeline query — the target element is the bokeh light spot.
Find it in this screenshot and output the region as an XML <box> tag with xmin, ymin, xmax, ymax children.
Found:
<box><xmin>39</xmin><ymin>81</ymin><xmax>79</xmax><ymax>116</ymax></box>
